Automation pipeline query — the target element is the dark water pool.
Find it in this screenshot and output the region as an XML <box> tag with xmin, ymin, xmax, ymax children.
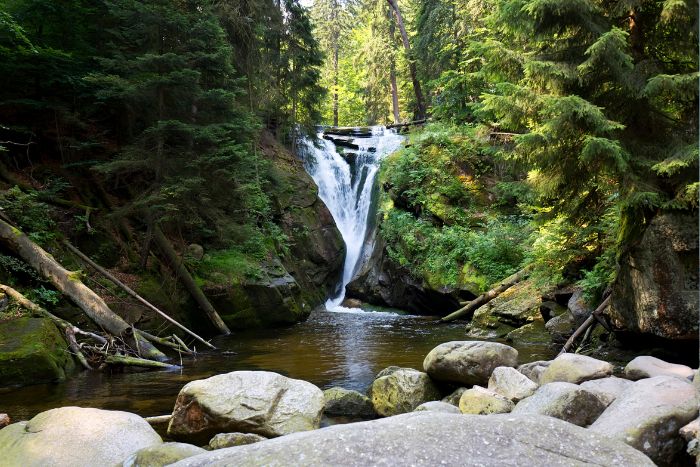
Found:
<box><xmin>1</xmin><ymin>309</ymin><xmax>555</xmax><ymax>421</ymax></box>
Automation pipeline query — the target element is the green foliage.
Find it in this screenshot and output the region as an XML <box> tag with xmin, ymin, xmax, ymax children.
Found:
<box><xmin>0</xmin><ymin>187</ymin><xmax>57</xmax><ymax>244</ymax></box>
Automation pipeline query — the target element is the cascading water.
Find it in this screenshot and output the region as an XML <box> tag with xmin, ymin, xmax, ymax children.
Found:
<box><xmin>300</xmin><ymin>126</ymin><xmax>404</xmax><ymax>310</ymax></box>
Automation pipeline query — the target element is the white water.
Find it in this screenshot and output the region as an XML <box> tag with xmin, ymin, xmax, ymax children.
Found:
<box><xmin>300</xmin><ymin>126</ymin><xmax>404</xmax><ymax>310</ymax></box>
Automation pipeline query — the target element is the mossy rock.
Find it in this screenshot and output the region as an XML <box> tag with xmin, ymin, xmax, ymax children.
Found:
<box><xmin>506</xmin><ymin>320</ymin><xmax>551</xmax><ymax>346</ymax></box>
<box><xmin>0</xmin><ymin>317</ymin><xmax>75</xmax><ymax>388</ymax></box>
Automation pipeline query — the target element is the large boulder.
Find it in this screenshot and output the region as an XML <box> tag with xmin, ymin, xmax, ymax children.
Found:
<box><xmin>369</xmin><ymin>367</ymin><xmax>441</xmax><ymax>416</ymax></box>
<box><xmin>609</xmin><ymin>211</ymin><xmax>699</xmax><ymax>340</ymax></box>
<box><xmin>580</xmin><ymin>376</ymin><xmax>633</xmax><ymax>407</ymax></box>
<box><xmin>323</xmin><ymin>387</ymin><xmax>375</xmax><ymax>418</ymax></box>
<box><xmin>423</xmin><ymin>341</ymin><xmax>518</xmax><ymax>386</ymax></box>
<box><xmin>590</xmin><ymin>376</ymin><xmax>699</xmax><ymax>464</ymax></box>
<box><xmin>167</xmin><ymin>371</ymin><xmax>324</xmax><ymax>444</ymax></box>
<box><xmin>540</xmin><ymin>353</ymin><xmax>613</xmax><ymax>384</ymax></box>
<box><xmin>488</xmin><ymin>366</ymin><xmax>538</xmax><ymax>402</ymax></box>
<box><xmin>170</xmin><ymin>413</ymin><xmax>654</xmax><ymax>466</ymax></box>
<box><xmin>413</xmin><ymin>401</ymin><xmax>461</xmax><ymax>414</ymax></box>
<box><xmin>458</xmin><ymin>386</ymin><xmax>514</xmax><ymax>415</ymax></box>
<box><xmin>512</xmin><ymin>382</ymin><xmax>607</xmax><ymax>427</ymax></box>
<box><xmin>0</xmin><ymin>407</ymin><xmax>162</xmax><ymax>467</ymax></box>
<box><xmin>122</xmin><ymin>442</ymin><xmax>205</xmax><ymax>467</ymax></box>
<box><xmin>624</xmin><ymin>355</ymin><xmax>695</xmax><ymax>381</ymax></box>
<box><xmin>0</xmin><ymin>317</ymin><xmax>75</xmax><ymax>388</ymax></box>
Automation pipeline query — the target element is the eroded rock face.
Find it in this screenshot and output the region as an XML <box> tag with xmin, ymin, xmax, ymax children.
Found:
<box><xmin>459</xmin><ymin>386</ymin><xmax>514</xmax><ymax>415</ymax></box>
<box><xmin>423</xmin><ymin>341</ymin><xmax>518</xmax><ymax>386</ymax></box>
<box><xmin>590</xmin><ymin>376</ymin><xmax>699</xmax><ymax>465</ymax></box>
<box><xmin>122</xmin><ymin>442</ymin><xmax>205</xmax><ymax>467</ymax></box>
<box><xmin>609</xmin><ymin>211</ymin><xmax>699</xmax><ymax>340</ymax></box>
<box><xmin>369</xmin><ymin>368</ymin><xmax>441</xmax><ymax>417</ymax></box>
<box><xmin>0</xmin><ymin>407</ymin><xmax>162</xmax><ymax>467</ymax></box>
<box><xmin>167</xmin><ymin>371</ymin><xmax>324</xmax><ymax>444</ymax></box>
<box><xmin>624</xmin><ymin>355</ymin><xmax>695</xmax><ymax>381</ymax></box>
<box><xmin>512</xmin><ymin>382</ymin><xmax>607</xmax><ymax>427</ymax></box>
<box><xmin>488</xmin><ymin>366</ymin><xmax>538</xmax><ymax>402</ymax></box>
<box><xmin>169</xmin><ymin>413</ymin><xmax>654</xmax><ymax>467</ymax></box>
<box><xmin>413</xmin><ymin>401</ymin><xmax>461</xmax><ymax>414</ymax></box>
<box><xmin>323</xmin><ymin>387</ymin><xmax>375</xmax><ymax>418</ymax></box>
<box><xmin>208</xmin><ymin>433</ymin><xmax>267</xmax><ymax>450</ymax></box>
<box><xmin>540</xmin><ymin>353</ymin><xmax>613</xmax><ymax>385</ymax></box>
<box><xmin>580</xmin><ymin>376</ymin><xmax>633</xmax><ymax>407</ymax></box>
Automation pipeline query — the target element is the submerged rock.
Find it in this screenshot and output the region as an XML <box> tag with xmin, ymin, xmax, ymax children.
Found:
<box><xmin>512</xmin><ymin>382</ymin><xmax>607</xmax><ymax>427</ymax></box>
<box><xmin>208</xmin><ymin>433</ymin><xmax>267</xmax><ymax>450</ymax></box>
<box><xmin>369</xmin><ymin>367</ymin><xmax>441</xmax><ymax>417</ymax></box>
<box><xmin>413</xmin><ymin>401</ymin><xmax>461</xmax><ymax>414</ymax></box>
<box><xmin>122</xmin><ymin>442</ymin><xmax>205</xmax><ymax>467</ymax></box>
<box><xmin>540</xmin><ymin>353</ymin><xmax>613</xmax><ymax>384</ymax></box>
<box><xmin>323</xmin><ymin>387</ymin><xmax>375</xmax><ymax>418</ymax></box>
<box><xmin>580</xmin><ymin>376</ymin><xmax>633</xmax><ymax>407</ymax></box>
<box><xmin>458</xmin><ymin>386</ymin><xmax>514</xmax><ymax>415</ymax></box>
<box><xmin>167</xmin><ymin>371</ymin><xmax>324</xmax><ymax>444</ymax></box>
<box><xmin>590</xmin><ymin>376</ymin><xmax>699</xmax><ymax>465</ymax></box>
<box><xmin>488</xmin><ymin>366</ymin><xmax>538</xmax><ymax>402</ymax></box>
<box><xmin>0</xmin><ymin>407</ymin><xmax>162</xmax><ymax>467</ymax></box>
<box><xmin>169</xmin><ymin>413</ymin><xmax>654</xmax><ymax>467</ymax></box>
<box><xmin>423</xmin><ymin>341</ymin><xmax>518</xmax><ymax>386</ymax></box>
<box><xmin>624</xmin><ymin>355</ymin><xmax>695</xmax><ymax>381</ymax></box>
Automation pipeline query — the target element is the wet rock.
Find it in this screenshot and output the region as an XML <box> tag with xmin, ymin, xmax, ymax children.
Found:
<box><xmin>170</xmin><ymin>413</ymin><xmax>654</xmax><ymax>467</ymax></box>
<box><xmin>441</xmin><ymin>387</ymin><xmax>466</xmax><ymax>406</ymax></box>
<box><xmin>0</xmin><ymin>407</ymin><xmax>162</xmax><ymax>467</ymax></box>
<box><xmin>513</xmin><ymin>382</ymin><xmax>607</xmax><ymax>427</ymax></box>
<box><xmin>208</xmin><ymin>433</ymin><xmax>267</xmax><ymax>450</ymax></box>
<box><xmin>167</xmin><ymin>371</ymin><xmax>324</xmax><ymax>444</ymax></box>
<box><xmin>609</xmin><ymin>211</ymin><xmax>699</xmax><ymax>340</ymax></box>
<box><xmin>590</xmin><ymin>376</ymin><xmax>699</xmax><ymax>465</ymax></box>
<box><xmin>518</xmin><ymin>360</ymin><xmax>551</xmax><ymax>384</ymax></box>
<box><xmin>624</xmin><ymin>355</ymin><xmax>695</xmax><ymax>381</ymax></box>
<box><xmin>122</xmin><ymin>442</ymin><xmax>205</xmax><ymax>467</ymax></box>
<box><xmin>423</xmin><ymin>341</ymin><xmax>518</xmax><ymax>386</ymax></box>
<box><xmin>369</xmin><ymin>368</ymin><xmax>441</xmax><ymax>417</ymax></box>
<box><xmin>505</xmin><ymin>320</ymin><xmax>551</xmax><ymax>346</ymax></box>
<box><xmin>545</xmin><ymin>312</ymin><xmax>576</xmax><ymax>343</ymax></box>
<box><xmin>340</xmin><ymin>298</ymin><xmax>364</xmax><ymax>308</ymax></box>
<box><xmin>459</xmin><ymin>386</ymin><xmax>514</xmax><ymax>415</ymax></box>
<box><xmin>413</xmin><ymin>401</ymin><xmax>461</xmax><ymax>414</ymax></box>
<box><xmin>323</xmin><ymin>387</ymin><xmax>375</xmax><ymax>418</ymax></box>
<box><xmin>540</xmin><ymin>353</ymin><xmax>613</xmax><ymax>384</ymax></box>
<box><xmin>0</xmin><ymin>413</ymin><xmax>9</xmax><ymax>428</ymax></box>
<box><xmin>488</xmin><ymin>366</ymin><xmax>538</xmax><ymax>402</ymax></box>
<box><xmin>580</xmin><ymin>376</ymin><xmax>633</xmax><ymax>407</ymax></box>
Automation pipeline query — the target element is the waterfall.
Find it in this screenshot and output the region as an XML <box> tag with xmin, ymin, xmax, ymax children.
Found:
<box><xmin>299</xmin><ymin>126</ymin><xmax>404</xmax><ymax>310</ymax></box>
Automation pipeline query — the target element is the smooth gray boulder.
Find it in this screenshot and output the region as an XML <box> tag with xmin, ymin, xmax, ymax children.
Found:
<box><xmin>208</xmin><ymin>433</ymin><xmax>267</xmax><ymax>450</ymax></box>
<box><xmin>518</xmin><ymin>360</ymin><xmax>550</xmax><ymax>384</ymax></box>
<box><xmin>423</xmin><ymin>341</ymin><xmax>518</xmax><ymax>386</ymax></box>
<box><xmin>540</xmin><ymin>353</ymin><xmax>613</xmax><ymax>384</ymax></box>
<box><xmin>413</xmin><ymin>401</ymin><xmax>461</xmax><ymax>414</ymax></box>
<box><xmin>580</xmin><ymin>376</ymin><xmax>633</xmax><ymax>407</ymax></box>
<box><xmin>369</xmin><ymin>367</ymin><xmax>441</xmax><ymax>416</ymax></box>
<box><xmin>488</xmin><ymin>366</ymin><xmax>538</xmax><ymax>402</ymax></box>
<box><xmin>122</xmin><ymin>442</ymin><xmax>205</xmax><ymax>467</ymax></box>
<box><xmin>624</xmin><ymin>355</ymin><xmax>695</xmax><ymax>381</ymax></box>
<box><xmin>459</xmin><ymin>386</ymin><xmax>514</xmax><ymax>415</ymax></box>
<box><xmin>441</xmin><ymin>387</ymin><xmax>467</xmax><ymax>406</ymax></box>
<box><xmin>0</xmin><ymin>407</ymin><xmax>162</xmax><ymax>467</ymax></box>
<box><xmin>170</xmin><ymin>413</ymin><xmax>654</xmax><ymax>466</ymax></box>
<box><xmin>323</xmin><ymin>387</ymin><xmax>375</xmax><ymax>418</ymax></box>
<box><xmin>167</xmin><ymin>371</ymin><xmax>324</xmax><ymax>444</ymax></box>
<box><xmin>513</xmin><ymin>382</ymin><xmax>606</xmax><ymax>426</ymax></box>
<box><xmin>590</xmin><ymin>376</ymin><xmax>699</xmax><ymax>464</ymax></box>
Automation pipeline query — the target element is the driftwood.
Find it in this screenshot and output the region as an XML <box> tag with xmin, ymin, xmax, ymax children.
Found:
<box><xmin>145</xmin><ymin>414</ymin><xmax>172</xmax><ymax>425</ymax></box>
<box><xmin>139</xmin><ymin>330</ymin><xmax>193</xmax><ymax>355</ymax></box>
<box><xmin>153</xmin><ymin>226</ymin><xmax>230</xmax><ymax>335</ymax></box>
<box><xmin>440</xmin><ymin>267</ymin><xmax>531</xmax><ymax>323</ymax></box>
<box><xmin>100</xmin><ymin>352</ymin><xmax>180</xmax><ymax>369</ymax></box>
<box><xmin>0</xmin><ymin>218</ymin><xmax>166</xmax><ymax>361</ymax></box>
<box><xmin>558</xmin><ymin>295</ymin><xmax>611</xmax><ymax>356</ymax></box>
<box><xmin>64</xmin><ymin>241</ymin><xmax>215</xmax><ymax>350</ymax></box>
<box><xmin>386</xmin><ymin>119</ymin><xmax>427</xmax><ymax>129</ymax></box>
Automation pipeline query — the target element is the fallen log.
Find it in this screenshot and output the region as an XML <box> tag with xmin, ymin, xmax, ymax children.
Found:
<box><xmin>144</xmin><ymin>415</ymin><xmax>172</xmax><ymax>425</ymax></box>
<box><xmin>440</xmin><ymin>267</ymin><xmax>531</xmax><ymax>323</ymax></box>
<box><xmin>386</xmin><ymin>119</ymin><xmax>427</xmax><ymax>129</ymax></box>
<box><xmin>0</xmin><ymin>218</ymin><xmax>166</xmax><ymax>361</ymax></box>
<box><xmin>101</xmin><ymin>353</ymin><xmax>180</xmax><ymax>370</ymax></box>
<box><xmin>558</xmin><ymin>295</ymin><xmax>611</xmax><ymax>356</ymax></box>
<box><xmin>64</xmin><ymin>241</ymin><xmax>215</xmax><ymax>350</ymax></box>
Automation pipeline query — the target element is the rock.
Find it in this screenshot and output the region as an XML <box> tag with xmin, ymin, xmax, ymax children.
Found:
<box><xmin>459</xmin><ymin>386</ymin><xmax>514</xmax><ymax>415</ymax></box>
<box><xmin>0</xmin><ymin>413</ymin><xmax>9</xmax><ymax>428</ymax></box>
<box><xmin>505</xmin><ymin>320</ymin><xmax>552</xmax><ymax>346</ymax></box>
<box><xmin>545</xmin><ymin>312</ymin><xmax>576</xmax><ymax>343</ymax></box>
<box><xmin>609</xmin><ymin>211</ymin><xmax>699</xmax><ymax>340</ymax></box>
<box><xmin>169</xmin><ymin>413</ymin><xmax>654</xmax><ymax>467</ymax></box>
<box><xmin>0</xmin><ymin>407</ymin><xmax>162</xmax><ymax>467</ymax></box>
<box><xmin>590</xmin><ymin>376</ymin><xmax>699</xmax><ymax>464</ymax></box>
<box><xmin>322</xmin><ymin>387</ymin><xmax>375</xmax><ymax>418</ymax></box>
<box><xmin>208</xmin><ymin>433</ymin><xmax>267</xmax><ymax>450</ymax></box>
<box><xmin>375</xmin><ymin>366</ymin><xmax>402</xmax><ymax>379</ymax></box>
<box><xmin>694</xmin><ymin>370</ymin><xmax>700</xmax><ymax>392</ymax></box>
<box><xmin>122</xmin><ymin>442</ymin><xmax>205</xmax><ymax>467</ymax></box>
<box><xmin>488</xmin><ymin>366</ymin><xmax>538</xmax><ymax>402</ymax></box>
<box><xmin>369</xmin><ymin>367</ymin><xmax>441</xmax><ymax>416</ymax></box>
<box><xmin>513</xmin><ymin>382</ymin><xmax>607</xmax><ymax>427</ymax></box>
<box><xmin>0</xmin><ymin>317</ymin><xmax>75</xmax><ymax>388</ymax></box>
<box><xmin>624</xmin><ymin>355</ymin><xmax>695</xmax><ymax>381</ymax></box>
<box><xmin>413</xmin><ymin>401</ymin><xmax>461</xmax><ymax>414</ymax></box>
<box><xmin>423</xmin><ymin>341</ymin><xmax>518</xmax><ymax>386</ymax></box>
<box><xmin>580</xmin><ymin>376</ymin><xmax>633</xmax><ymax>407</ymax></box>
<box><xmin>680</xmin><ymin>418</ymin><xmax>700</xmax><ymax>442</ymax></box>
<box><xmin>567</xmin><ymin>288</ymin><xmax>592</xmax><ymax>326</ymax></box>
<box><xmin>540</xmin><ymin>353</ymin><xmax>613</xmax><ymax>384</ymax></box>
<box><xmin>441</xmin><ymin>387</ymin><xmax>466</xmax><ymax>406</ymax></box>
<box><xmin>518</xmin><ymin>360</ymin><xmax>551</xmax><ymax>384</ymax></box>
<box><xmin>340</xmin><ymin>298</ymin><xmax>363</xmax><ymax>308</ymax></box>
<box><xmin>167</xmin><ymin>371</ymin><xmax>324</xmax><ymax>444</ymax></box>
<box><xmin>186</xmin><ymin>244</ymin><xmax>204</xmax><ymax>260</ymax></box>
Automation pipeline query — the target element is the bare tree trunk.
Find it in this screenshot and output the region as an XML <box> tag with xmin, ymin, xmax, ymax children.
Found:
<box><xmin>387</xmin><ymin>0</ymin><xmax>425</xmax><ymax>120</ymax></box>
<box><xmin>0</xmin><ymin>219</ymin><xmax>166</xmax><ymax>361</ymax></box>
<box><xmin>333</xmin><ymin>45</ymin><xmax>339</xmax><ymax>127</ymax></box>
<box><xmin>390</xmin><ymin>62</ymin><xmax>400</xmax><ymax>124</ymax></box>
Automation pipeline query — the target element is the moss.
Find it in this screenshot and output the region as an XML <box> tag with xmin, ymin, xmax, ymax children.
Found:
<box><xmin>194</xmin><ymin>249</ymin><xmax>261</xmax><ymax>287</ymax></box>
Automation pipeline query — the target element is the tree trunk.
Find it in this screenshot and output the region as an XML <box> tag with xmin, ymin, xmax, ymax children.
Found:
<box><xmin>333</xmin><ymin>45</ymin><xmax>339</xmax><ymax>127</ymax></box>
<box><xmin>153</xmin><ymin>226</ymin><xmax>231</xmax><ymax>335</ymax></box>
<box><xmin>440</xmin><ymin>267</ymin><xmax>531</xmax><ymax>323</ymax></box>
<box><xmin>0</xmin><ymin>219</ymin><xmax>167</xmax><ymax>361</ymax></box>
<box><xmin>390</xmin><ymin>62</ymin><xmax>400</xmax><ymax>124</ymax></box>
<box><xmin>387</xmin><ymin>0</ymin><xmax>425</xmax><ymax>120</ymax></box>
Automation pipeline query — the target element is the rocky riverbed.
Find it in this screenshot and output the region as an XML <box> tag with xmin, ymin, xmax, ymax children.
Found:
<box><xmin>1</xmin><ymin>340</ymin><xmax>698</xmax><ymax>466</ymax></box>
